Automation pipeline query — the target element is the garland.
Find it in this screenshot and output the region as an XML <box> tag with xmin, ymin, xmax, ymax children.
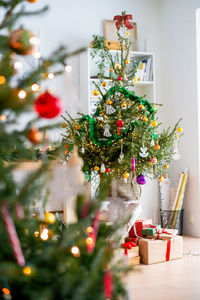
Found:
<box><xmin>102</xmin><ymin>86</ymin><xmax>155</xmax><ymax>113</ymax></box>
<box><xmin>79</xmin><ymin>115</ymin><xmax>137</xmax><ymax>147</ymax></box>
<box><xmin>77</xmin><ymin>86</ymin><xmax>155</xmax><ymax>148</ymax></box>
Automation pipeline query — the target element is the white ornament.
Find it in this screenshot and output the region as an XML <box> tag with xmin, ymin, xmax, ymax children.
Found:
<box><xmin>106</xmin><ymin>104</ymin><xmax>115</xmax><ymax>115</ymax></box>
<box><xmin>172</xmin><ymin>140</ymin><xmax>181</xmax><ymax>160</ymax></box>
<box><xmin>100</xmin><ymin>163</ymin><xmax>106</xmax><ymax>173</ymax></box>
<box><xmin>80</xmin><ymin>147</ymin><xmax>85</xmax><ymax>154</ymax></box>
<box><xmin>103</xmin><ymin>124</ymin><xmax>112</xmax><ymax>137</ymax></box>
<box><xmin>150</xmin><ymin>139</ymin><xmax>155</xmax><ymax>146</ymax></box>
<box><xmin>139</xmin><ymin>147</ymin><xmax>149</xmax><ymax>158</ymax></box>
<box><xmin>118</xmin><ymin>27</ymin><xmax>128</xmax><ymax>37</ymax></box>
<box><xmin>80</xmin><ymin>139</ymin><xmax>85</xmax><ymax>154</ymax></box>
<box><xmin>118</xmin><ymin>143</ymin><xmax>124</xmax><ymax>164</ymax></box>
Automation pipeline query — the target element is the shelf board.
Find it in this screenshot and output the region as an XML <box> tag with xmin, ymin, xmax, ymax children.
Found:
<box><xmin>90</xmin><ymin>78</ymin><xmax>112</xmax><ymax>82</ymax></box>
<box><xmin>90</xmin><ymin>78</ymin><xmax>154</xmax><ymax>86</ymax></box>
<box><xmin>88</xmin><ymin>48</ymin><xmax>154</xmax><ymax>57</ymax></box>
<box><xmin>135</xmin><ymin>81</ymin><xmax>154</xmax><ymax>86</ymax></box>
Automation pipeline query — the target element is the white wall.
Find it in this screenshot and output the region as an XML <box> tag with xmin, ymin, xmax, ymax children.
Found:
<box><xmin>159</xmin><ymin>0</ymin><xmax>200</xmax><ymax>236</ymax></box>
<box><xmin>22</xmin><ymin>0</ymin><xmax>162</xmax><ymax>112</ymax></box>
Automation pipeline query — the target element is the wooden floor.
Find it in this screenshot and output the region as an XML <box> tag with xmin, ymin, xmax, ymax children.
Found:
<box><xmin>126</xmin><ymin>236</ymin><xmax>200</xmax><ymax>300</ymax></box>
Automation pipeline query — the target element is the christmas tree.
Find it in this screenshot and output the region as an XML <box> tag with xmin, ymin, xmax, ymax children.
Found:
<box><xmin>63</xmin><ymin>11</ymin><xmax>182</xmax><ymax>189</ymax></box>
<box><xmin>0</xmin><ymin>2</ymin><xmax>128</xmax><ymax>299</ymax></box>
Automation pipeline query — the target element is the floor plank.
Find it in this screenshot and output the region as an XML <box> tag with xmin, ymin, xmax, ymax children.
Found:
<box><xmin>126</xmin><ymin>236</ymin><xmax>200</xmax><ymax>300</ymax></box>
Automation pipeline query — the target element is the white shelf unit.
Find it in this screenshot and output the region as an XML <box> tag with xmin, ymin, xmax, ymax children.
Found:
<box><xmin>77</xmin><ymin>48</ymin><xmax>156</xmax><ymax>116</ymax></box>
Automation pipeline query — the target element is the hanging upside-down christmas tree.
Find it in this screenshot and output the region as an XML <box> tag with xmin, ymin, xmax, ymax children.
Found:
<box><xmin>64</xmin><ymin>11</ymin><xmax>182</xmax><ymax>189</ymax></box>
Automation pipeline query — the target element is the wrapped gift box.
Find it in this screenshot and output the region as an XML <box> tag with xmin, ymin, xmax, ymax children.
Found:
<box><xmin>147</xmin><ymin>233</ymin><xmax>173</xmax><ymax>240</ymax></box>
<box><xmin>141</xmin><ymin>225</ymin><xmax>161</xmax><ymax>236</ymax></box>
<box><xmin>163</xmin><ymin>228</ymin><xmax>178</xmax><ymax>235</ymax></box>
<box><xmin>121</xmin><ymin>241</ymin><xmax>139</xmax><ymax>257</ymax></box>
<box><xmin>147</xmin><ymin>228</ymin><xmax>179</xmax><ymax>240</ymax></box>
<box><xmin>124</xmin><ymin>246</ymin><xmax>139</xmax><ymax>258</ymax></box>
<box><xmin>136</xmin><ymin>235</ymin><xmax>183</xmax><ymax>265</ymax></box>
<box><xmin>130</xmin><ymin>256</ymin><xmax>140</xmax><ymax>266</ymax></box>
<box><xmin>129</xmin><ymin>219</ymin><xmax>152</xmax><ymax>238</ymax></box>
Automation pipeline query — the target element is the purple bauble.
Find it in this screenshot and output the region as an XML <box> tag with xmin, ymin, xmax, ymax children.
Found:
<box><xmin>136</xmin><ymin>174</ymin><xmax>146</xmax><ymax>185</ymax></box>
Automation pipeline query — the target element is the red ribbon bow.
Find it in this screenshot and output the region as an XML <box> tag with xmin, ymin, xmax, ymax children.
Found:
<box><xmin>121</xmin><ymin>241</ymin><xmax>137</xmax><ymax>256</ymax></box>
<box><xmin>113</xmin><ymin>14</ymin><xmax>134</xmax><ymax>30</ymax></box>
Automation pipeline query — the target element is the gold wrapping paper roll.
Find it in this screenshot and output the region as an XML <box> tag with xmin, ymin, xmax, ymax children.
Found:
<box><xmin>170</xmin><ymin>172</ymin><xmax>188</xmax><ymax>228</ymax></box>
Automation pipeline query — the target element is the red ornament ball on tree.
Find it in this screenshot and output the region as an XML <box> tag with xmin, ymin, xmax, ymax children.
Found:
<box><xmin>105</xmin><ymin>168</ymin><xmax>110</xmax><ymax>173</ymax></box>
<box><xmin>117</xmin><ymin>120</ymin><xmax>124</xmax><ymax>127</ymax></box>
<box><xmin>34</xmin><ymin>92</ymin><xmax>62</xmax><ymax>119</ymax></box>
<box><xmin>117</xmin><ymin>76</ymin><xmax>123</xmax><ymax>81</ymax></box>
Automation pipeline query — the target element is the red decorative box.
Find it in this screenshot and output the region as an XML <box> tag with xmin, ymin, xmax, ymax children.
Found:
<box><xmin>129</xmin><ymin>219</ymin><xmax>152</xmax><ymax>238</ymax></box>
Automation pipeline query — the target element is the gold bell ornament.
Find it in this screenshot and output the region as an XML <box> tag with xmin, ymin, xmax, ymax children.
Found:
<box><xmin>123</xmin><ymin>171</ymin><xmax>130</xmax><ymax>184</ymax></box>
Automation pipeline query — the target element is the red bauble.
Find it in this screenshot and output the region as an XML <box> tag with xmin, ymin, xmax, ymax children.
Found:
<box><xmin>117</xmin><ymin>76</ymin><xmax>123</xmax><ymax>81</ymax></box>
<box><xmin>105</xmin><ymin>168</ymin><xmax>110</xmax><ymax>173</ymax></box>
<box><xmin>116</xmin><ymin>120</ymin><xmax>124</xmax><ymax>127</ymax></box>
<box><xmin>34</xmin><ymin>92</ymin><xmax>62</xmax><ymax>119</ymax></box>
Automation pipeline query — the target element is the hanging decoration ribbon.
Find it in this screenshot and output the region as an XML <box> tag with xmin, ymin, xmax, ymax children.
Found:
<box><xmin>113</xmin><ymin>14</ymin><xmax>134</xmax><ymax>30</ymax></box>
<box><xmin>1</xmin><ymin>202</ymin><xmax>25</xmax><ymax>266</ymax></box>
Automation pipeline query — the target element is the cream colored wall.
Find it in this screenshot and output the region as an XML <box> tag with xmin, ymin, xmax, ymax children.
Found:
<box><xmin>159</xmin><ymin>0</ymin><xmax>200</xmax><ymax>236</ymax></box>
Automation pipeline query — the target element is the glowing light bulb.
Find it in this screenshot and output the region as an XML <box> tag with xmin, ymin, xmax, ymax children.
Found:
<box><xmin>86</xmin><ymin>236</ymin><xmax>94</xmax><ymax>246</ymax></box>
<box><xmin>86</xmin><ymin>226</ymin><xmax>93</xmax><ymax>233</ymax></box>
<box><xmin>14</xmin><ymin>61</ymin><xmax>23</xmax><ymax>70</ymax></box>
<box><xmin>48</xmin><ymin>72</ymin><xmax>54</xmax><ymax>79</ymax></box>
<box><xmin>34</xmin><ymin>51</ymin><xmax>41</xmax><ymax>59</ymax></box>
<box><xmin>31</xmin><ymin>83</ymin><xmax>40</xmax><ymax>92</ymax></box>
<box><xmin>23</xmin><ymin>266</ymin><xmax>32</xmax><ymax>276</ymax></box>
<box><xmin>29</xmin><ymin>36</ymin><xmax>40</xmax><ymax>46</ymax></box>
<box><xmin>0</xmin><ymin>75</ymin><xmax>6</xmax><ymax>85</ymax></box>
<box><xmin>44</xmin><ymin>212</ymin><xmax>56</xmax><ymax>224</ymax></box>
<box><xmin>18</xmin><ymin>90</ymin><xmax>26</xmax><ymax>99</ymax></box>
<box><xmin>71</xmin><ymin>246</ymin><xmax>80</xmax><ymax>257</ymax></box>
<box><xmin>0</xmin><ymin>115</ymin><xmax>7</xmax><ymax>121</ymax></box>
<box><xmin>2</xmin><ymin>288</ymin><xmax>10</xmax><ymax>295</ymax></box>
<box><xmin>65</xmin><ymin>64</ymin><xmax>72</xmax><ymax>72</ymax></box>
<box><xmin>40</xmin><ymin>228</ymin><xmax>49</xmax><ymax>241</ymax></box>
<box><xmin>34</xmin><ymin>231</ymin><xmax>39</xmax><ymax>237</ymax></box>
